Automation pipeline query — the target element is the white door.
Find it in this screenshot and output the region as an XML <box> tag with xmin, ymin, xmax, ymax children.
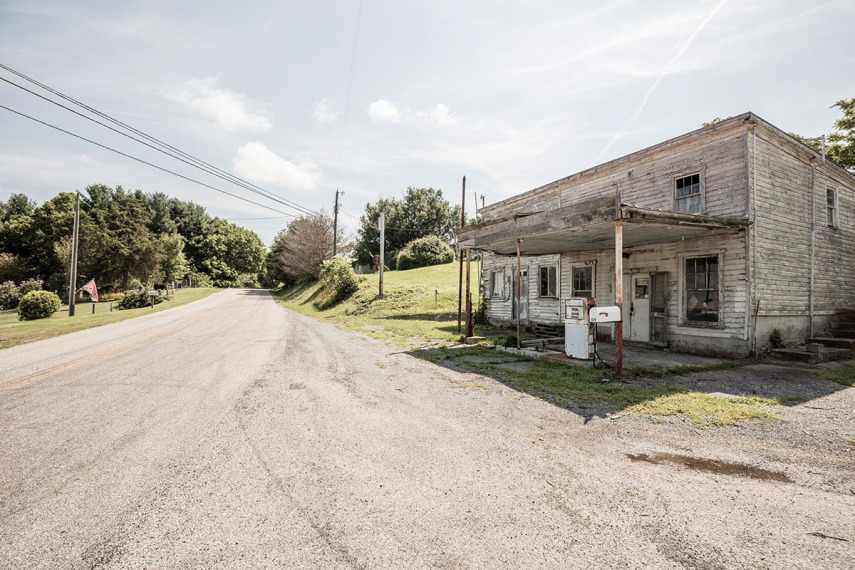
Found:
<box><xmin>630</xmin><ymin>274</ymin><xmax>651</xmax><ymax>342</ymax></box>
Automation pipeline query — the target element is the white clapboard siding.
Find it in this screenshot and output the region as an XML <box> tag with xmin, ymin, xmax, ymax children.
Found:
<box><xmin>750</xmin><ymin>125</ymin><xmax>855</xmax><ymax>315</ymax></box>
<box><xmin>482</xmin><ymin>125</ymin><xmax>749</xmax><ymax>222</ymax></box>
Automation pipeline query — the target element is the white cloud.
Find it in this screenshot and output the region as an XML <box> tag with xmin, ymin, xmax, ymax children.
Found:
<box><xmin>368</xmin><ymin>99</ymin><xmax>457</xmax><ymax>126</ymax></box>
<box><xmin>233</xmin><ymin>142</ymin><xmax>319</xmax><ymax>191</ymax></box>
<box><xmin>313</xmin><ymin>98</ymin><xmax>340</xmax><ymax>123</ymax></box>
<box><xmin>368</xmin><ymin>99</ymin><xmax>402</xmax><ymax>123</ymax></box>
<box><xmin>418</xmin><ymin>103</ymin><xmax>458</xmax><ymax>127</ymax></box>
<box><xmin>171</xmin><ymin>78</ymin><xmax>272</xmax><ymax>133</ymax></box>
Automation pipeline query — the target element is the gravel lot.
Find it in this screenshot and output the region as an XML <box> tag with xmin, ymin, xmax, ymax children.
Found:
<box><xmin>1</xmin><ymin>290</ymin><xmax>853</xmax><ymax>568</ymax></box>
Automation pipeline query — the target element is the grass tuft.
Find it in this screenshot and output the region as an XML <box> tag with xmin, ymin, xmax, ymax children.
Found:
<box><xmin>815</xmin><ymin>364</ymin><xmax>855</xmax><ymax>387</ymax></box>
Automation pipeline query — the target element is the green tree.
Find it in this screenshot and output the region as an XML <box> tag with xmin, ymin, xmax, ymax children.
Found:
<box><xmin>79</xmin><ymin>184</ymin><xmax>160</xmax><ymax>290</ymax></box>
<box><xmin>790</xmin><ymin>97</ymin><xmax>855</xmax><ymax>171</ymax></box>
<box><xmin>157</xmin><ymin>232</ymin><xmax>189</xmax><ymax>284</ymax></box>
<box><xmin>197</xmin><ymin>219</ymin><xmax>265</xmax><ymax>286</ymax></box>
<box><xmin>355</xmin><ymin>188</ymin><xmax>460</xmax><ymax>266</ymax></box>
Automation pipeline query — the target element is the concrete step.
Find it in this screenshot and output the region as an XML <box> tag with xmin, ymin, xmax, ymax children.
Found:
<box><xmin>829</xmin><ymin>322</ymin><xmax>855</xmax><ymax>337</ymax></box>
<box><xmin>770</xmin><ymin>347</ymin><xmax>852</xmax><ymax>365</ymax></box>
<box><xmin>808</xmin><ymin>337</ymin><xmax>855</xmax><ymax>350</ymax></box>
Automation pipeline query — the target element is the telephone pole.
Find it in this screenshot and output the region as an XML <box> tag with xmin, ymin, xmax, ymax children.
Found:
<box><xmin>333</xmin><ymin>189</ymin><xmax>341</xmax><ymax>256</ymax></box>
<box><xmin>67</xmin><ymin>191</ymin><xmax>80</xmax><ymax>317</ymax></box>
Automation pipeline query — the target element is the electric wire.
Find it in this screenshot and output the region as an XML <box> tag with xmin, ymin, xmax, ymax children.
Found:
<box><xmin>0</xmin><ymin>75</ymin><xmax>313</xmax><ymax>217</ymax></box>
<box><xmin>0</xmin><ymin>103</ymin><xmax>296</xmax><ymax>217</ymax></box>
<box><xmin>0</xmin><ymin>61</ymin><xmax>317</xmax><ymax>217</ymax></box>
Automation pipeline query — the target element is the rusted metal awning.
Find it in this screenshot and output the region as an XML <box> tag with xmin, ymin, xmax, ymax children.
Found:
<box><xmin>455</xmin><ymin>196</ymin><xmax>750</xmax><ymax>256</ymax></box>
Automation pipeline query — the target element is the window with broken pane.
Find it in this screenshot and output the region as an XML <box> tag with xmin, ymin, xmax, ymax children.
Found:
<box><xmin>685</xmin><ymin>255</ymin><xmax>719</xmax><ymax>323</ymax></box>
<box><xmin>675</xmin><ymin>173</ymin><xmax>702</xmax><ymax>214</ymax></box>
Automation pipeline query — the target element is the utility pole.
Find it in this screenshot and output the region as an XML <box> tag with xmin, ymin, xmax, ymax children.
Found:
<box><xmin>68</xmin><ymin>191</ymin><xmax>80</xmax><ymax>317</ymax></box>
<box><xmin>378</xmin><ymin>212</ymin><xmax>385</xmax><ymax>297</ymax></box>
<box><xmin>333</xmin><ymin>189</ymin><xmax>341</xmax><ymax>256</ymax></box>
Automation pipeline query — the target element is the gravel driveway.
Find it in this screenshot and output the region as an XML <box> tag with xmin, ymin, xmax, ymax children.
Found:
<box><xmin>2</xmin><ymin>292</ymin><xmax>853</xmax><ymax>568</ymax></box>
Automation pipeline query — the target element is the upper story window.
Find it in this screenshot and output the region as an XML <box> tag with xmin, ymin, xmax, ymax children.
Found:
<box><xmin>827</xmin><ymin>187</ymin><xmax>839</xmax><ymax>228</ymax></box>
<box><xmin>490</xmin><ymin>270</ymin><xmax>504</xmax><ymax>298</ymax></box>
<box><xmin>675</xmin><ymin>173</ymin><xmax>703</xmax><ymax>214</ymax></box>
<box><xmin>539</xmin><ymin>265</ymin><xmax>558</xmax><ymax>298</ymax></box>
<box><xmin>572</xmin><ymin>265</ymin><xmax>593</xmax><ymax>298</ymax></box>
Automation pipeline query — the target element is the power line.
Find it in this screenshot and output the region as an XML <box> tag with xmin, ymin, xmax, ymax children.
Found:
<box><xmin>0</xmin><ymin>102</ymin><xmax>297</xmax><ymax>217</ymax></box>
<box><xmin>0</xmin><ymin>61</ymin><xmax>317</xmax><ymax>217</ymax></box>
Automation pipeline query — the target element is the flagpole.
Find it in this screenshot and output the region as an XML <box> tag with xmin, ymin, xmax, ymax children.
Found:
<box><xmin>68</xmin><ymin>191</ymin><xmax>80</xmax><ymax>317</ymax></box>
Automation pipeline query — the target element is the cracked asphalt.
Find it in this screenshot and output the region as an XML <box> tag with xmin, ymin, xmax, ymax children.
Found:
<box><xmin>1</xmin><ymin>288</ymin><xmax>853</xmax><ymax>568</ymax></box>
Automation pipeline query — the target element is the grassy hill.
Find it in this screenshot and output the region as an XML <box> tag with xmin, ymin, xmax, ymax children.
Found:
<box><xmin>271</xmin><ymin>261</ymin><xmax>488</xmax><ymax>345</ymax></box>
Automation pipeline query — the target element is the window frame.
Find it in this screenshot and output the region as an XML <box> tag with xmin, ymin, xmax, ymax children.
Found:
<box><xmin>681</xmin><ymin>253</ymin><xmax>722</xmax><ymax>327</ymax></box>
<box><xmin>827</xmin><ymin>187</ymin><xmax>839</xmax><ymax>228</ymax></box>
<box><xmin>673</xmin><ymin>171</ymin><xmax>705</xmax><ymax>215</ymax></box>
<box><xmin>489</xmin><ymin>269</ymin><xmax>505</xmax><ymax>299</ymax></box>
<box><xmin>538</xmin><ymin>264</ymin><xmax>559</xmax><ymax>298</ymax></box>
<box><xmin>571</xmin><ymin>264</ymin><xmax>595</xmax><ymax>299</ymax></box>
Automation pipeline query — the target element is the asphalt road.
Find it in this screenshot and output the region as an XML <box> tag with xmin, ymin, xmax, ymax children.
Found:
<box><xmin>1</xmin><ymin>289</ymin><xmax>853</xmax><ymax>568</ymax></box>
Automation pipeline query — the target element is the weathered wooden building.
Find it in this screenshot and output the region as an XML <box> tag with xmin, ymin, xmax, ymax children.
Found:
<box><xmin>457</xmin><ymin>113</ymin><xmax>855</xmax><ymax>356</ymax></box>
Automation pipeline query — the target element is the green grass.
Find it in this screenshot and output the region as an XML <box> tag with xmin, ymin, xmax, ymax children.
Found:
<box><xmin>422</xmin><ymin>346</ymin><xmax>783</xmax><ymax>427</ymax></box>
<box><xmin>0</xmin><ymin>288</ymin><xmax>222</xmax><ymax>349</ymax></box>
<box><xmin>271</xmin><ymin>262</ymin><xmax>494</xmax><ymax>345</ymax></box>
<box><xmin>272</xmin><ymin>264</ymin><xmax>786</xmax><ymax>426</ymax></box>
<box><xmin>815</xmin><ymin>364</ymin><xmax>855</xmax><ymax>387</ymax></box>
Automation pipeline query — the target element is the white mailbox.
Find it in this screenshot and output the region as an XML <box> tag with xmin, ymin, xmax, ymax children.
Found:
<box><xmin>589</xmin><ymin>305</ymin><xmax>622</xmax><ymax>323</ymax></box>
<box><xmin>564</xmin><ymin>297</ymin><xmax>594</xmax><ymax>359</ymax></box>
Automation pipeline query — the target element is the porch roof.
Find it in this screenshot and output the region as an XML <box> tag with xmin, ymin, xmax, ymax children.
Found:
<box><xmin>455</xmin><ymin>196</ymin><xmax>751</xmax><ymax>256</ymax></box>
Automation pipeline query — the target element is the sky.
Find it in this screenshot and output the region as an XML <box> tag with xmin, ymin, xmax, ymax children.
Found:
<box><xmin>1</xmin><ymin>0</ymin><xmax>853</xmax><ymax>247</ymax></box>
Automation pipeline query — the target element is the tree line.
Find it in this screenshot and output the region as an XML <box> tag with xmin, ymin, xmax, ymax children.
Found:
<box><xmin>0</xmin><ymin>184</ymin><xmax>266</xmax><ymax>294</ymax></box>
<box><xmin>269</xmin><ymin>187</ymin><xmax>460</xmax><ymax>286</ymax></box>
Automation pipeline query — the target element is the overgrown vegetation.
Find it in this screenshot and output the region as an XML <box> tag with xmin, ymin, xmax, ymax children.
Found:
<box><xmin>395</xmin><ymin>235</ymin><xmax>454</xmax><ymax>270</ymax></box>
<box><xmin>815</xmin><ymin>364</ymin><xmax>855</xmax><ymax>387</ymax></box>
<box><xmin>769</xmin><ymin>328</ymin><xmax>784</xmax><ymax>349</ymax></box>
<box><xmin>314</xmin><ymin>256</ymin><xmax>361</xmax><ymax>309</ymax></box>
<box><xmin>17</xmin><ymin>290</ymin><xmax>61</xmax><ymax>321</ymax></box>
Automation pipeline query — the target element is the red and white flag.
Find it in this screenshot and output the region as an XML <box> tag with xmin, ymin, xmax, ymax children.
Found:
<box><xmin>81</xmin><ymin>279</ymin><xmax>98</xmax><ymax>302</ymax></box>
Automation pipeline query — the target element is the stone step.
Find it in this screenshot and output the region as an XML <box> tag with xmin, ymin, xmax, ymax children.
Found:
<box><xmin>832</xmin><ymin>313</ymin><xmax>855</xmax><ymax>323</ymax></box>
<box><xmin>808</xmin><ymin>337</ymin><xmax>855</xmax><ymax>350</ymax></box>
<box><xmin>770</xmin><ymin>347</ymin><xmax>852</xmax><ymax>365</ymax></box>
<box><xmin>830</xmin><ymin>329</ymin><xmax>855</xmax><ymax>338</ymax></box>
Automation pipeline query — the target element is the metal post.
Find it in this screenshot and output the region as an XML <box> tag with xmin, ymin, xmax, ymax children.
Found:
<box><xmin>68</xmin><ymin>191</ymin><xmax>80</xmax><ymax>317</ymax></box>
<box><xmin>615</xmin><ymin>219</ymin><xmax>624</xmax><ymax>374</ymax></box>
<box><xmin>379</xmin><ymin>212</ymin><xmax>385</xmax><ymax>297</ymax></box>
<box><xmin>516</xmin><ymin>238</ymin><xmax>521</xmax><ymax>350</ymax></box>
<box><xmin>465</xmin><ymin>248</ymin><xmax>473</xmax><ymax>338</ymax></box>
<box><xmin>457</xmin><ymin>176</ymin><xmax>466</xmax><ymax>334</ymax></box>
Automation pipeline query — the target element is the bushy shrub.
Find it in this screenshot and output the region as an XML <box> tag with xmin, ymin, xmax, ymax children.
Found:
<box><xmin>18</xmin><ymin>278</ymin><xmax>42</xmax><ymax>296</ymax></box>
<box><xmin>770</xmin><ymin>328</ymin><xmax>784</xmax><ymax>349</ymax></box>
<box><xmin>395</xmin><ymin>235</ymin><xmax>454</xmax><ymax>271</ymax></box>
<box><xmin>116</xmin><ymin>289</ymin><xmax>167</xmax><ymax>310</ymax></box>
<box><xmin>314</xmin><ymin>256</ymin><xmax>360</xmax><ymax>309</ymax></box>
<box><xmin>17</xmin><ymin>290</ymin><xmax>61</xmax><ymax>320</ymax></box>
<box><xmin>0</xmin><ymin>281</ymin><xmax>21</xmax><ymax>310</ymax></box>
<box><xmin>127</xmin><ymin>278</ymin><xmax>145</xmax><ymax>292</ymax></box>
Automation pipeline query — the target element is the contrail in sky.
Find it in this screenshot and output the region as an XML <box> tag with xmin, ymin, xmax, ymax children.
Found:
<box><xmin>592</xmin><ymin>0</ymin><xmax>729</xmax><ymax>165</ymax></box>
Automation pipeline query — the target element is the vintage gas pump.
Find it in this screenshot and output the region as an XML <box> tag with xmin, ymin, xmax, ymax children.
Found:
<box><xmin>564</xmin><ymin>297</ymin><xmax>595</xmax><ymax>359</ymax></box>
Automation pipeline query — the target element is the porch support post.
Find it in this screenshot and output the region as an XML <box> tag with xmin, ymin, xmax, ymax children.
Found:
<box><xmin>615</xmin><ymin>219</ymin><xmax>623</xmax><ymax>375</ymax></box>
<box><xmin>516</xmin><ymin>238</ymin><xmax>522</xmax><ymax>350</ymax></box>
